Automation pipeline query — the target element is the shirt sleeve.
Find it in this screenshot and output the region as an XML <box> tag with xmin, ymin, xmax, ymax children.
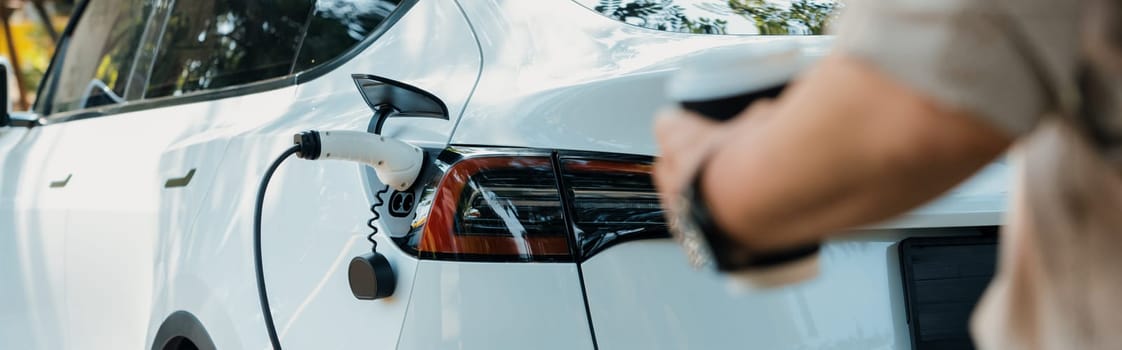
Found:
<box><xmin>831</xmin><ymin>0</ymin><xmax>1081</xmax><ymax>137</ymax></box>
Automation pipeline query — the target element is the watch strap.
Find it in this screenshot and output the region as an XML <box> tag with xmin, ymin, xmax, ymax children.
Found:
<box><xmin>686</xmin><ymin>164</ymin><xmax>822</xmax><ymax>271</ymax></box>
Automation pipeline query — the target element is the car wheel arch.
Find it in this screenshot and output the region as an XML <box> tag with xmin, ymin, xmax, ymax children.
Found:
<box><xmin>151</xmin><ymin>311</ymin><xmax>216</xmax><ymax>350</ymax></box>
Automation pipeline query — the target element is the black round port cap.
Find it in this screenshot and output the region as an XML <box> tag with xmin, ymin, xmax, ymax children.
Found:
<box><xmin>348</xmin><ymin>252</ymin><xmax>396</xmax><ymax>300</ymax></box>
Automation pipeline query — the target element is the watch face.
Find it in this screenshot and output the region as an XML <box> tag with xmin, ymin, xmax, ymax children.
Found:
<box><xmin>670</xmin><ymin>192</ymin><xmax>713</xmax><ymax>269</ymax></box>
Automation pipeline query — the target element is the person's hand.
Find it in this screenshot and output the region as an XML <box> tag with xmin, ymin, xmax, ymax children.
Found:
<box><xmin>652</xmin><ymin>102</ymin><xmax>774</xmax><ymax>231</ymax></box>
<box><xmin>652</xmin><ymin>108</ymin><xmax>722</xmax><ymax>211</ymax></box>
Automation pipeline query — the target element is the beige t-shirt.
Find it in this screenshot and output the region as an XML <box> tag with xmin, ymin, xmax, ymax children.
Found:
<box><xmin>834</xmin><ymin>0</ymin><xmax>1122</xmax><ymax>348</ymax></box>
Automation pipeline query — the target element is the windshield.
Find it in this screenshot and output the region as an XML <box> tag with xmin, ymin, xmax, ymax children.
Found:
<box><xmin>572</xmin><ymin>0</ymin><xmax>841</xmax><ymax>35</ymax></box>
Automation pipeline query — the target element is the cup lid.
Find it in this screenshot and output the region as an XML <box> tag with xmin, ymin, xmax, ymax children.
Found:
<box><xmin>667</xmin><ymin>42</ymin><xmax>815</xmax><ymax>102</ymax></box>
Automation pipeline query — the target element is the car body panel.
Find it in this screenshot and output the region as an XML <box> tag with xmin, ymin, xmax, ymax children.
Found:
<box><xmin>452</xmin><ymin>0</ymin><xmax>832</xmax><ymax>156</ymax></box>
<box><xmin>452</xmin><ymin>2</ymin><xmax>1009</xmax><ymax>350</ymax></box>
<box><xmin>60</xmin><ymin>106</ymin><xmax>208</xmax><ymax>349</ymax></box>
<box><xmin>399</xmin><ymin>260</ymin><xmax>595</xmax><ymax>350</ymax></box>
<box><xmin>581</xmin><ymin>235</ymin><xmax>917</xmax><ymax>349</ymax></box>
<box><xmin>0</xmin><ymin>125</ymin><xmax>72</xmax><ymax>349</ymax></box>
<box><xmin>134</xmin><ymin>86</ymin><xmax>300</xmax><ymax>350</ymax></box>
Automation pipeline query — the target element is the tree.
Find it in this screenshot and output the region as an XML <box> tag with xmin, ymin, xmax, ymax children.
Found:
<box><xmin>0</xmin><ymin>0</ymin><xmax>74</xmax><ymax>110</ymax></box>
<box><xmin>787</xmin><ymin>0</ymin><xmax>839</xmax><ymax>35</ymax></box>
<box><xmin>685</xmin><ymin>17</ymin><xmax>727</xmax><ymax>35</ymax></box>
<box><xmin>728</xmin><ymin>0</ymin><xmax>788</xmax><ymax>34</ymax></box>
<box><xmin>595</xmin><ymin>0</ymin><xmax>727</xmax><ymax>34</ymax></box>
<box><xmin>29</xmin><ymin>0</ymin><xmax>57</xmax><ymax>42</ymax></box>
<box><xmin>1</xmin><ymin>2</ymin><xmax>30</xmax><ymax>110</ymax></box>
<box><xmin>728</xmin><ymin>0</ymin><xmax>839</xmax><ymax>35</ymax></box>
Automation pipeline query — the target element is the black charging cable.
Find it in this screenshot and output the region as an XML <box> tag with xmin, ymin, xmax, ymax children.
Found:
<box><xmin>253</xmin><ymin>145</ymin><xmax>300</xmax><ymax>350</ymax></box>
<box><xmin>367</xmin><ymin>185</ymin><xmax>391</xmax><ymax>251</ymax></box>
<box><xmin>253</xmin><ymin>135</ymin><xmax>407</xmax><ymax>349</ymax></box>
<box><xmin>253</xmin><ymin>128</ymin><xmax>419</xmax><ymax>349</ymax></box>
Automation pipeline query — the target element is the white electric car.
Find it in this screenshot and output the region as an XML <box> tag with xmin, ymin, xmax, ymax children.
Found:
<box><xmin>0</xmin><ymin>0</ymin><xmax>1009</xmax><ymax>349</ymax></box>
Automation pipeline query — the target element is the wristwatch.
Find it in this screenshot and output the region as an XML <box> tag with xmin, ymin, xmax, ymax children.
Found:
<box><xmin>671</xmin><ymin>162</ymin><xmax>821</xmax><ymax>272</ymax></box>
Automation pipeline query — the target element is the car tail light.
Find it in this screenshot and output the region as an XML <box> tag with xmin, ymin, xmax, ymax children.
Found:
<box><xmin>559</xmin><ymin>157</ymin><xmax>669</xmax><ymax>259</ymax></box>
<box><xmin>419</xmin><ymin>156</ymin><xmax>572</xmax><ymax>262</ymax></box>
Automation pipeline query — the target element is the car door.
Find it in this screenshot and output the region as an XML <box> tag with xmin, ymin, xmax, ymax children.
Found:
<box><xmin>11</xmin><ymin>0</ymin><xmax>203</xmax><ymax>347</ymax></box>
<box><xmin>0</xmin><ymin>0</ymin><xmax>159</xmax><ymax>348</ymax></box>
<box><xmin>5</xmin><ymin>0</ymin><xmax>304</xmax><ymax>347</ymax></box>
<box><xmin>119</xmin><ymin>0</ymin><xmax>484</xmax><ymax>348</ymax></box>
<box><xmin>37</xmin><ymin>0</ymin><xmax>319</xmax><ymax>348</ymax></box>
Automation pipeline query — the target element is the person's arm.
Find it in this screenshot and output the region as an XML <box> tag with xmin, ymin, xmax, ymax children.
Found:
<box><xmin>653</xmin><ymin>53</ymin><xmax>1013</xmax><ymax>252</ymax></box>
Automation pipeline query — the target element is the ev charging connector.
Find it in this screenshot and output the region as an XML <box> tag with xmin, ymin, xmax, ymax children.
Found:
<box><xmin>291</xmin><ymin>129</ymin><xmax>425</xmax><ymax>301</ymax></box>
<box><xmin>294</xmin><ymin>129</ymin><xmax>425</xmax><ymax>191</ymax></box>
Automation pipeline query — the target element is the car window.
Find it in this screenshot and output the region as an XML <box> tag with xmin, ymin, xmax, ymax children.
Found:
<box><xmin>50</xmin><ymin>0</ymin><xmax>152</xmax><ymax>114</ymax></box>
<box><xmin>143</xmin><ymin>0</ymin><xmax>314</xmax><ymax>99</ymax></box>
<box><xmin>292</xmin><ymin>0</ymin><xmax>404</xmax><ymax>72</ymax></box>
<box><xmin>574</xmin><ymin>0</ymin><xmax>840</xmax><ymax>35</ymax></box>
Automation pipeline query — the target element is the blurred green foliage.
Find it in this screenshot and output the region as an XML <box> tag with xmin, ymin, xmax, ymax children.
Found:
<box><xmin>1</xmin><ymin>0</ymin><xmax>72</xmax><ymax>109</ymax></box>
<box><xmin>595</xmin><ymin>0</ymin><xmax>729</xmax><ymax>34</ymax></box>
<box><xmin>594</xmin><ymin>0</ymin><xmax>840</xmax><ymax>35</ymax></box>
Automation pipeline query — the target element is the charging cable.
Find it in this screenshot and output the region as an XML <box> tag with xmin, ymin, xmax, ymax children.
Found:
<box><xmin>253</xmin><ymin>145</ymin><xmax>298</xmax><ymax>350</ymax></box>
<box><xmin>253</xmin><ymin>130</ymin><xmax>425</xmax><ymax>350</ymax></box>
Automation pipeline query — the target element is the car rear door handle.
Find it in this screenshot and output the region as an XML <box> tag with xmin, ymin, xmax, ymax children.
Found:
<box><xmin>48</xmin><ymin>174</ymin><xmax>72</xmax><ymax>188</ymax></box>
<box><xmin>164</xmin><ymin>168</ymin><xmax>196</xmax><ymax>188</ymax></box>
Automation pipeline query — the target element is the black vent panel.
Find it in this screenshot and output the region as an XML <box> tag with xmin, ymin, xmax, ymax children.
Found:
<box><xmin>898</xmin><ymin>235</ymin><xmax>998</xmax><ymax>350</ymax></box>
